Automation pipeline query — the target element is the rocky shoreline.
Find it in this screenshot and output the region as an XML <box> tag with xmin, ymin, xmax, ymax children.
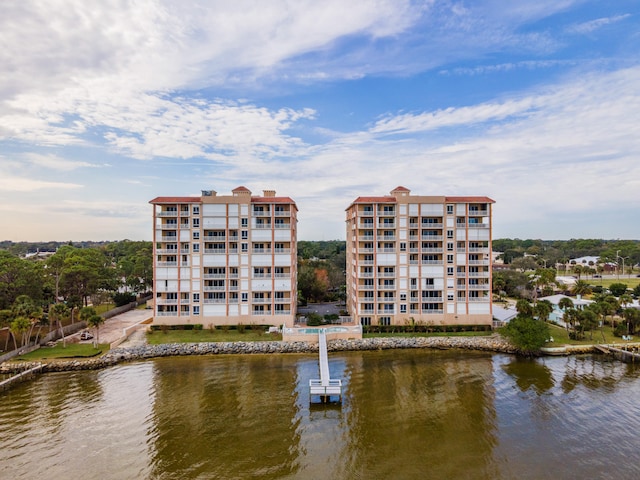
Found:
<box><xmin>9</xmin><ymin>334</ymin><xmax>621</xmax><ymax>375</ymax></box>
<box><xmin>2</xmin><ymin>335</ymin><xmax>523</xmax><ymax>374</ymax></box>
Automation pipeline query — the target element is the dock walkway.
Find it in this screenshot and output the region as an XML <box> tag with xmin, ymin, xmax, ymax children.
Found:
<box><xmin>309</xmin><ymin>330</ymin><xmax>342</xmax><ymax>403</ymax></box>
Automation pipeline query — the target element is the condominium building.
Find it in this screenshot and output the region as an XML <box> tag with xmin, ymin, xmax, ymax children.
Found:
<box><xmin>345</xmin><ymin>186</ymin><xmax>494</xmax><ymax>327</ymax></box>
<box><xmin>150</xmin><ymin>187</ymin><xmax>298</xmax><ymax>327</ymax></box>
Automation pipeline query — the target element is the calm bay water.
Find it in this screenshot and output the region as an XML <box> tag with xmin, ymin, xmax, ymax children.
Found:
<box><xmin>1</xmin><ymin>351</ymin><xmax>639</xmax><ymax>479</ymax></box>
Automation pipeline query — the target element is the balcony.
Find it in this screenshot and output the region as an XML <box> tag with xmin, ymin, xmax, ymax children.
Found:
<box><xmin>377</xmin><ymin>284</ymin><xmax>396</xmax><ymax>290</ymax></box>
<box><xmin>468</xmin><ymin>271</ymin><xmax>490</xmax><ymax>277</ymax></box>
<box><xmin>252</xmin><ymin>249</ymin><xmax>272</xmax><ymax>254</ymax></box>
<box><xmin>156</xmin><ymin>298</ymin><xmax>178</xmax><ymax>305</ymax></box>
<box><xmin>378</xmin><ymin>272</ymin><xmax>396</xmax><ymax>278</ymax></box>
<box><xmin>359</xmin><ymin>210</ymin><xmax>374</xmax><ymax>216</ymax></box>
<box><xmin>254</xmin><ymin>224</ymin><xmax>272</xmax><ymax>229</ymax></box>
<box><xmin>157</xmin><ymin>211</ymin><xmax>178</xmax><ymax>217</ymax></box>
<box><xmin>203</xmin><ymin>299</ymin><xmax>226</xmax><ymax>304</ymax></box>
<box><xmin>377</xmin><ymin>297</ymin><xmax>396</xmax><ymax>302</ymax></box>
<box><xmin>468</xmin><ymin>223</ymin><xmax>488</xmax><ymax>228</ymax></box>
<box><xmin>421</xmin><ymin>248</ymin><xmax>442</xmax><ymax>253</ymax></box>
<box><xmin>253</xmin><ymin>210</ymin><xmax>271</xmax><ymax>217</ymax></box>
<box><xmin>204</xmin><ymin>249</ymin><xmax>226</xmax><ymax>254</ymax></box>
<box><xmin>156</xmin><ymin>261</ymin><xmax>177</xmax><ymax>267</ymax></box>
<box><xmin>274</xmin><ymin>223</ymin><xmax>291</xmax><ymax>229</ymax></box>
<box><xmin>421</xmin><ymin>223</ymin><xmax>443</xmax><ymax>228</ymax></box>
<box><xmin>360</xmin><ymin>309</ymin><xmax>375</xmax><ymax>314</ymax></box>
<box><xmin>421</xmin><ymin>235</ymin><xmax>443</xmax><ymax>241</ymax></box>
<box><xmin>204</xmin><ymin>286</ymin><xmax>225</xmax><ymax>291</ymax></box>
<box><xmin>359</xmin><ymin>285</ymin><xmax>375</xmax><ymax>290</ymax></box>
<box><xmin>252</xmin><ymin>298</ymin><xmax>272</xmax><ymax>304</ymax></box>
<box><xmin>423</xmin><ymin>309</ymin><xmax>444</xmax><ymax>314</ymax></box>
<box><xmin>203</xmin><ymin>273</ymin><xmax>226</xmax><ymax>279</ymax></box>
<box><xmin>156</xmin><ymin>311</ymin><xmax>179</xmax><ymax>317</ymax></box>
<box><xmin>421</xmin><ymin>297</ymin><xmax>443</xmax><ymax>302</ymax></box>
<box><xmin>468</xmin><ymin>260</ymin><xmax>490</xmax><ymax>265</ymax></box>
<box><xmin>468</xmin><ymin>247</ymin><xmax>489</xmax><ymax>253</ymax></box>
<box><xmin>156</xmin><ymin>249</ymin><xmax>179</xmax><ymax>255</ymax></box>
<box><xmin>376</xmin><ymin>236</ymin><xmax>396</xmax><ymax>241</ymax></box>
<box><xmin>161</xmin><ymin>236</ymin><xmax>178</xmax><ymax>242</ymax></box>
<box><xmin>468</xmin><ymin>296</ymin><xmax>490</xmax><ymax>302</ymax></box>
<box><xmin>359</xmin><ymin>248</ymin><xmax>374</xmax><ymax>253</ymax></box>
<box><xmin>468</xmin><ymin>210</ymin><xmax>488</xmax><ymax>216</ymax></box>
<box><xmin>274</xmin><ymin>273</ymin><xmax>290</xmax><ymax>278</ymax></box>
<box><xmin>468</xmin><ymin>284</ymin><xmax>490</xmax><ymax>290</ymax></box>
<box><xmin>377</xmin><ymin>248</ymin><xmax>396</xmax><ymax>254</ymax></box>
<box><xmin>274</xmin><ymin>248</ymin><xmax>291</xmax><ymax>254</ymax></box>
<box><xmin>162</xmin><ymin>223</ymin><xmax>178</xmax><ymax>229</ymax></box>
<box><xmin>274</xmin><ymin>210</ymin><xmax>291</xmax><ymax>217</ymax></box>
<box><xmin>180</xmin><ymin>299</ymin><xmax>190</xmax><ymax>305</ymax></box>
<box><xmin>421</xmin><ymin>260</ymin><xmax>443</xmax><ymax>265</ymax></box>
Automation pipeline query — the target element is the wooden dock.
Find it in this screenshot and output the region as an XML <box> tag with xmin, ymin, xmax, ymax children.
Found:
<box><xmin>309</xmin><ymin>330</ymin><xmax>342</xmax><ymax>403</ymax></box>
<box><xmin>594</xmin><ymin>345</ymin><xmax>640</xmax><ymax>363</ymax></box>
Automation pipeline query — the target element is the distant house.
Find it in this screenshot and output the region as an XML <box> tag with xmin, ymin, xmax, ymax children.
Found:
<box><xmin>539</xmin><ymin>294</ymin><xmax>593</xmax><ymax>325</ymax></box>
<box><xmin>569</xmin><ymin>256</ymin><xmax>600</xmax><ymax>265</ymax></box>
<box><xmin>492</xmin><ymin>304</ymin><xmax>517</xmax><ymax>327</ymax></box>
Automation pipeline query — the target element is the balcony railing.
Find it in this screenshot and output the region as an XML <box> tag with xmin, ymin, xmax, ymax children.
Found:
<box><xmin>156</xmin><ymin>298</ymin><xmax>178</xmax><ymax>305</ymax></box>
<box><xmin>421</xmin><ymin>235</ymin><xmax>443</xmax><ymax>241</ymax></box>
<box><xmin>161</xmin><ymin>236</ymin><xmax>178</xmax><ymax>242</ymax></box>
<box><xmin>421</xmin><ymin>223</ymin><xmax>443</xmax><ymax>228</ymax></box>
<box><xmin>156</xmin><ymin>311</ymin><xmax>179</xmax><ymax>316</ymax></box>
<box><xmin>156</xmin><ymin>261</ymin><xmax>177</xmax><ymax>267</ymax></box>
<box><xmin>274</xmin><ymin>210</ymin><xmax>291</xmax><ymax>217</ymax></box>
<box><xmin>203</xmin><ymin>286</ymin><xmax>225</xmax><ymax>291</ymax></box>
<box><xmin>468</xmin><ymin>260</ymin><xmax>490</xmax><ymax>265</ymax></box>
<box><xmin>468</xmin><ymin>296</ymin><xmax>490</xmax><ymax>302</ymax></box>
<box><xmin>157</xmin><ymin>211</ymin><xmax>178</xmax><ymax>217</ymax></box>
<box><xmin>204</xmin><ymin>249</ymin><xmax>226</xmax><ymax>254</ymax></box>
<box><xmin>203</xmin><ymin>273</ymin><xmax>226</xmax><ymax>279</ymax></box>
<box><xmin>252</xmin><ymin>298</ymin><xmax>272</xmax><ymax>304</ymax></box>
<box><xmin>468</xmin><ymin>223</ymin><xmax>488</xmax><ymax>228</ymax></box>
<box><xmin>203</xmin><ymin>299</ymin><xmax>226</xmax><ymax>304</ymax></box>
<box><xmin>359</xmin><ymin>210</ymin><xmax>374</xmax><ymax>216</ymax></box>
<box><xmin>421</xmin><ymin>260</ymin><xmax>443</xmax><ymax>265</ymax></box>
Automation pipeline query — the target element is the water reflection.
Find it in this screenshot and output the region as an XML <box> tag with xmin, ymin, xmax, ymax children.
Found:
<box><xmin>1</xmin><ymin>352</ymin><xmax>640</xmax><ymax>479</ymax></box>
<box><xmin>501</xmin><ymin>358</ymin><xmax>555</xmax><ymax>394</ymax></box>
<box><xmin>148</xmin><ymin>355</ymin><xmax>302</xmax><ymax>479</ymax></box>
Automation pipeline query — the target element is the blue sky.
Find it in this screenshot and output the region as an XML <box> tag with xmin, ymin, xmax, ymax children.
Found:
<box><xmin>1</xmin><ymin>0</ymin><xmax>639</xmax><ymax>242</ymax></box>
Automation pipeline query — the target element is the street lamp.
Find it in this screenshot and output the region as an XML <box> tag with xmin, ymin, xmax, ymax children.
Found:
<box><xmin>616</xmin><ymin>250</ymin><xmax>621</xmax><ymax>280</ymax></box>
<box><xmin>621</xmin><ymin>256</ymin><xmax>629</xmax><ymax>278</ymax></box>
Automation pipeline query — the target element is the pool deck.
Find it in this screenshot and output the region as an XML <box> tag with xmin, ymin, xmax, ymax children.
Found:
<box><xmin>283</xmin><ymin>325</ymin><xmax>363</xmax><ymax>342</ymax></box>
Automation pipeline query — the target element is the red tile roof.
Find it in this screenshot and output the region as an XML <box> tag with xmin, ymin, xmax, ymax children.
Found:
<box><xmin>445</xmin><ymin>196</ymin><xmax>495</xmax><ymax>203</ymax></box>
<box><xmin>149</xmin><ymin>196</ymin><xmax>200</xmax><ymax>204</ymax></box>
<box><xmin>232</xmin><ymin>186</ymin><xmax>251</xmax><ymax>192</ymax></box>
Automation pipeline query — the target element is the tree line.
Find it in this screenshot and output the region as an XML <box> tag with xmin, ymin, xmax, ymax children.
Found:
<box><xmin>0</xmin><ymin>240</ymin><xmax>152</xmax><ymax>351</ymax></box>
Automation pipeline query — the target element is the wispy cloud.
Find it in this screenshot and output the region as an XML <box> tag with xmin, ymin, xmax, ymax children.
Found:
<box><xmin>567</xmin><ymin>14</ymin><xmax>632</xmax><ymax>34</ymax></box>
<box><xmin>23</xmin><ymin>153</ymin><xmax>103</xmax><ymax>171</ymax></box>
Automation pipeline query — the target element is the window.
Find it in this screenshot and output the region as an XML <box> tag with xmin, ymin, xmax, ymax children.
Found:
<box><xmin>400</xmin><ymin>293</ymin><xmax>406</xmax><ymax>301</ymax></box>
<box><xmin>241</xmin><ymin>293</ymin><xmax>248</xmax><ymax>302</ymax></box>
<box><xmin>400</xmin><ymin>304</ymin><xmax>407</xmax><ymax>313</ymax></box>
<box><xmin>447</xmin><ymin>242</ymin><xmax>454</xmax><ymax>251</ymax></box>
<box><xmin>241</xmin><ymin>218</ymin><xmax>248</xmax><ymax>227</ymax></box>
<box><xmin>447</xmin><ymin>293</ymin><xmax>454</xmax><ymax>301</ymax></box>
<box><xmin>447</xmin><ymin>254</ymin><xmax>454</xmax><ymax>264</ymax></box>
<box><xmin>379</xmin><ymin>316</ymin><xmax>391</xmax><ymax>326</ymax></box>
<box><xmin>241</xmin><ymin>230</ymin><xmax>248</xmax><ymax>239</ymax></box>
<box><xmin>193</xmin><ymin>231</ymin><xmax>200</xmax><ymax>240</ymax></box>
<box><xmin>400</xmin><ymin>242</ymin><xmax>406</xmax><ymax>252</ymax></box>
<box><xmin>360</xmin><ymin>317</ymin><xmax>371</xmax><ymax>326</ymax></box>
<box><xmin>193</xmin><ymin>206</ymin><xmax>200</xmax><ymax>215</ymax></box>
<box><xmin>446</xmin><ymin>204</ymin><xmax>454</xmax><ymax>215</ymax></box>
<box><xmin>192</xmin><ymin>218</ymin><xmax>200</xmax><ymax>228</ymax></box>
<box><xmin>446</xmin><ymin>230</ymin><xmax>454</xmax><ymax>239</ymax></box>
<box><xmin>193</xmin><ymin>243</ymin><xmax>200</xmax><ymax>253</ymax></box>
<box><xmin>193</xmin><ymin>306</ymin><xmax>200</xmax><ymax>315</ymax></box>
<box><xmin>447</xmin><ymin>267</ymin><xmax>454</xmax><ymax>276</ymax></box>
<box><xmin>241</xmin><ymin>243</ymin><xmax>248</xmax><ymax>252</ymax></box>
<box><xmin>193</xmin><ymin>293</ymin><xmax>200</xmax><ymax>303</ymax></box>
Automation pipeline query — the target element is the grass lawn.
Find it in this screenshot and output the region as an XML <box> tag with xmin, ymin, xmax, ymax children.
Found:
<box><xmin>14</xmin><ymin>343</ymin><xmax>107</xmax><ymax>361</ymax></box>
<box><xmin>93</xmin><ymin>303</ymin><xmax>116</xmax><ymax>315</ymax></box>
<box><xmin>584</xmin><ymin>277</ymin><xmax>640</xmax><ymax>289</ymax></box>
<box><xmin>147</xmin><ymin>329</ymin><xmax>283</xmax><ymax>344</ymax></box>
<box><xmin>546</xmin><ymin>322</ymin><xmax>625</xmax><ymax>345</ymax></box>
<box><xmin>364</xmin><ymin>331</ymin><xmax>492</xmax><ymax>338</ymax></box>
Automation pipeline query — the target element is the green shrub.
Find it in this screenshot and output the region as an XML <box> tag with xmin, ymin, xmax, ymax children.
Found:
<box><xmin>193</xmin><ymin>324</ymin><xmax>203</xmax><ymax>331</ymax></box>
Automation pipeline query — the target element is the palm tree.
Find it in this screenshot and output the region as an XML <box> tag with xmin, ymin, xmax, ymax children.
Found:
<box><xmin>49</xmin><ymin>303</ymin><xmax>70</xmax><ymax>347</ymax></box>
<box><xmin>516</xmin><ymin>299</ymin><xmax>534</xmax><ymax>318</ymax></box>
<box><xmin>534</xmin><ymin>300</ymin><xmax>553</xmax><ymax>323</ymax></box>
<box><xmin>10</xmin><ymin>316</ymin><xmax>31</xmax><ymax>348</ymax></box>
<box><xmin>87</xmin><ymin>314</ymin><xmax>105</xmax><ymax>348</ymax></box>
<box><xmin>571</xmin><ymin>280</ymin><xmax>592</xmax><ymax>296</ymax></box>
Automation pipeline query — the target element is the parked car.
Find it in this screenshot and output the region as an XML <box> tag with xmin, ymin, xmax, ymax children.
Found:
<box><xmin>80</xmin><ymin>331</ymin><xmax>93</xmax><ymax>340</ymax></box>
